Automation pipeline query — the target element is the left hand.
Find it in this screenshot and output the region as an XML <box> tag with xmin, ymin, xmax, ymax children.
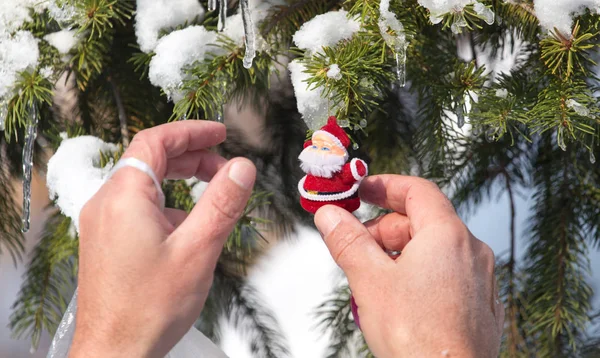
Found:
<box><xmin>69</xmin><ymin>121</ymin><xmax>256</xmax><ymax>358</ymax></box>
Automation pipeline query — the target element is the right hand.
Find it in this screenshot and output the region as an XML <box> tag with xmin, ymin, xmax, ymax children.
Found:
<box><xmin>314</xmin><ymin>175</ymin><xmax>504</xmax><ymax>358</ymax></box>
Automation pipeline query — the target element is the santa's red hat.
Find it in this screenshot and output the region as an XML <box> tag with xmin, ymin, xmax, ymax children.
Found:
<box><xmin>312</xmin><ymin>116</ymin><xmax>350</xmax><ymax>152</ymax></box>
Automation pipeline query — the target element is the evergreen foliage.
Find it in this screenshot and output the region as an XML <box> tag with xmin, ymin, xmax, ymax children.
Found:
<box><xmin>0</xmin><ymin>0</ymin><xmax>599</xmax><ymax>356</ymax></box>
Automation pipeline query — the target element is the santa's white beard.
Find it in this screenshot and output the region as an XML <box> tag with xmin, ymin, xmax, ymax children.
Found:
<box><xmin>298</xmin><ymin>148</ymin><xmax>347</xmax><ymax>178</ymax></box>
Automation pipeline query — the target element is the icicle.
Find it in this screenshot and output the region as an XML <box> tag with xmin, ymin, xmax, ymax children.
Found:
<box><xmin>208</xmin><ymin>0</ymin><xmax>217</xmax><ymax>12</ymax></box>
<box><xmin>590</xmin><ymin>150</ymin><xmax>596</xmax><ymax>164</ymax></box>
<box><xmin>451</xmin><ymin>15</ymin><xmax>468</xmax><ymax>34</ymax></box>
<box><xmin>240</xmin><ymin>0</ymin><xmax>256</xmax><ymax>69</ymax></box>
<box><xmin>379</xmin><ymin>0</ymin><xmax>408</xmax><ymax>87</ymax></box>
<box><xmin>217</xmin><ymin>0</ymin><xmax>227</xmax><ymax>32</ymax></box>
<box><xmin>0</xmin><ymin>101</ymin><xmax>7</xmax><ymax>131</ymax></box>
<box><xmin>22</xmin><ymin>104</ymin><xmax>39</xmax><ymax>233</ymax></box>
<box><xmin>430</xmin><ymin>14</ymin><xmax>444</xmax><ymax>25</ymax></box>
<box><xmin>557</xmin><ymin>126</ymin><xmax>567</xmax><ymax>151</ymax></box>
<box><xmin>394</xmin><ymin>50</ymin><xmax>406</xmax><ymax>87</ymax></box>
<box><xmin>456</xmin><ymin>104</ymin><xmax>465</xmax><ymax>128</ymax></box>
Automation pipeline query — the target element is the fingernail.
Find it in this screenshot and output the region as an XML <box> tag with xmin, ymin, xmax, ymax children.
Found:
<box><xmin>315</xmin><ymin>207</ymin><xmax>342</xmax><ymax>237</ymax></box>
<box><xmin>228</xmin><ymin>161</ymin><xmax>255</xmax><ymax>189</ymax></box>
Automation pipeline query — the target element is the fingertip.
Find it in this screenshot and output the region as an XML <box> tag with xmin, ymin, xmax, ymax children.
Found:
<box><xmin>314</xmin><ymin>205</ymin><xmax>358</xmax><ymax>237</ymax></box>
<box><xmin>227</xmin><ymin>157</ymin><xmax>256</xmax><ymax>190</ymax></box>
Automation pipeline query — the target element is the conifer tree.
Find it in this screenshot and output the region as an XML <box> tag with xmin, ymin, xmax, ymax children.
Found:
<box><xmin>0</xmin><ymin>0</ymin><xmax>598</xmax><ymax>356</ymax></box>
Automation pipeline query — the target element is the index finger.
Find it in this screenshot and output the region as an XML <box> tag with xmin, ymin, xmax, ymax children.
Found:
<box><xmin>359</xmin><ymin>175</ymin><xmax>457</xmax><ymax>231</ymax></box>
<box><xmin>106</xmin><ymin>121</ymin><xmax>227</xmax><ymax>202</ymax></box>
<box><xmin>121</xmin><ymin>120</ymin><xmax>227</xmax><ymax>180</ymax></box>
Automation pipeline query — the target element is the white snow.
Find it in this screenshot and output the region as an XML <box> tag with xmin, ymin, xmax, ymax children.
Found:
<box><xmin>534</xmin><ymin>0</ymin><xmax>600</xmax><ymax>36</ymax></box>
<box><xmin>190</xmin><ymin>180</ymin><xmax>209</xmax><ymax>203</ymax></box>
<box><xmin>379</xmin><ymin>0</ymin><xmax>408</xmax><ymax>52</ymax></box>
<box><xmin>135</xmin><ymin>0</ymin><xmax>206</xmax><ymax>53</ymax></box>
<box><xmin>326</xmin><ymin>64</ymin><xmax>342</xmax><ymax>80</ymax></box>
<box><xmin>0</xmin><ymin>0</ymin><xmax>50</xmax><ymax>33</ymax></box>
<box><xmin>292</xmin><ymin>10</ymin><xmax>361</xmax><ymax>55</ymax></box>
<box><xmin>148</xmin><ymin>25</ymin><xmax>223</xmax><ymax>102</ymax></box>
<box><xmin>0</xmin><ymin>31</ymin><xmax>40</xmax><ymax>99</ymax></box>
<box><xmin>289</xmin><ymin>59</ymin><xmax>341</xmax><ymax>130</ymax></box>
<box><xmin>46</xmin><ymin>135</ymin><xmax>119</xmax><ymax>232</ymax></box>
<box><xmin>44</xmin><ymin>29</ymin><xmax>79</xmax><ymax>55</ymax></box>
<box><xmin>40</xmin><ymin>66</ymin><xmax>54</xmax><ymax>79</ymax></box>
<box><xmin>495</xmin><ymin>88</ymin><xmax>508</xmax><ymax>98</ymax></box>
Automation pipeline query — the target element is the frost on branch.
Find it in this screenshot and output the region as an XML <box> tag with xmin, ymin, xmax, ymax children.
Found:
<box><xmin>292</xmin><ymin>10</ymin><xmax>360</xmax><ymax>55</ymax></box>
<box><xmin>148</xmin><ymin>26</ymin><xmax>223</xmax><ymax>102</ymax></box>
<box><xmin>534</xmin><ymin>0</ymin><xmax>600</xmax><ymax>37</ymax></box>
<box><xmin>418</xmin><ymin>0</ymin><xmax>495</xmax><ymax>32</ymax></box>
<box><xmin>46</xmin><ymin>136</ymin><xmax>119</xmax><ymax>232</ymax></box>
<box><xmin>566</xmin><ymin>99</ymin><xmax>592</xmax><ymax>117</ymax></box>
<box><xmin>135</xmin><ymin>0</ymin><xmax>205</xmax><ymax>54</ymax></box>
<box><xmin>418</xmin><ymin>0</ymin><xmax>473</xmax><ymax>20</ymax></box>
<box><xmin>0</xmin><ymin>31</ymin><xmax>40</xmax><ymax>99</ymax></box>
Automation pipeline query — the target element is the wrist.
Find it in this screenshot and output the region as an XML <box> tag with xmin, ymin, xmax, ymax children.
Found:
<box><xmin>68</xmin><ymin>327</ymin><xmax>157</xmax><ymax>358</ymax></box>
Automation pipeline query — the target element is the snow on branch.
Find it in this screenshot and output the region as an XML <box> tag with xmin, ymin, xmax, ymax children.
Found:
<box><xmin>47</xmin><ymin>135</ymin><xmax>119</xmax><ymax>232</ymax></box>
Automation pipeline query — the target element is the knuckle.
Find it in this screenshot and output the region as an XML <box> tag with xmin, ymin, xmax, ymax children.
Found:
<box><xmin>443</xmin><ymin>218</ymin><xmax>471</xmax><ymax>244</ymax></box>
<box><xmin>327</xmin><ymin>226</ymin><xmax>368</xmax><ymax>265</ymax></box>
<box><xmin>417</xmin><ymin>178</ymin><xmax>441</xmax><ymax>192</ymax></box>
<box><xmin>209</xmin><ymin>191</ymin><xmax>242</xmax><ymax>221</ymax></box>
<box><xmin>479</xmin><ymin>241</ymin><xmax>496</xmax><ymax>268</ymax></box>
<box><xmin>480</xmin><ymin>242</ymin><xmax>495</xmax><ymax>261</ymax></box>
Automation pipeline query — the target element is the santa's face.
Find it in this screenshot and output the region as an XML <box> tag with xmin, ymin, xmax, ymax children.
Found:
<box><xmin>298</xmin><ymin>133</ymin><xmax>348</xmax><ymax>178</ymax></box>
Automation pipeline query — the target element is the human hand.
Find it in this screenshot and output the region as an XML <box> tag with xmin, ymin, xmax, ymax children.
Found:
<box><xmin>69</xmin><ymin>121</ymin><xmax>256</xmax><ymax>358</ymax></box>
<box><xmin>314</xmin><ymin>175</ymin><xmax>504</xmax><ymax>358</ymax></box>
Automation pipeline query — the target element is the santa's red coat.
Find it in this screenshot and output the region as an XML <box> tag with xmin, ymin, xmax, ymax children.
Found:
<box><xmin>299</xmin><ymin>155</ymin><xmax>367</xmax><ymax>214</ymax></box>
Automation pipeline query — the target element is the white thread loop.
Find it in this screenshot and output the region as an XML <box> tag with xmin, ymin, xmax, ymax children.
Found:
<box><xmin>107</xmin><ymin>157</ymin><xmax>165</xmax><ymax>211</ymax></box>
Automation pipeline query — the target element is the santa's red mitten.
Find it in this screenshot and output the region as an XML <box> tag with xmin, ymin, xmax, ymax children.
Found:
<box><xmin>349</xmin><ymin>158</ymin><xmax>368</xmax><ymax>181</ymax></box>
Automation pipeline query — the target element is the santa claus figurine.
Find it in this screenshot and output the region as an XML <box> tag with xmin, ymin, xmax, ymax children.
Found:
<box><xmin>298</xmin><ymin>116</ymin><xmax>368</xmax><ymax>214</ymax></box>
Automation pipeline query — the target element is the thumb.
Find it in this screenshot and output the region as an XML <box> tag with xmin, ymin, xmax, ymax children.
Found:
<box><xmin>171</xmin><ymin>158</ymin><xmax>256</xmax><ymax>270</ymax></box>
<box><xmin>315</xmin><ymin>205</ymin><xmax>388</xmax><ymax>282</ymax></box>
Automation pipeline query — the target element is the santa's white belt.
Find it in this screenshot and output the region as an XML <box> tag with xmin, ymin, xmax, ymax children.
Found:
<box><xmin>298</xmin><ymin>176</ymin><xmax>360</xmax><ymax>202</ymax></box>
